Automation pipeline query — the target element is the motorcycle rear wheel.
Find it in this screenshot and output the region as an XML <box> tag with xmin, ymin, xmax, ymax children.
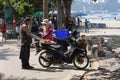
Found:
<box><xmin>73</xmin><ymin>53</ymin><xmax>89</xmax><ymax>70</ymax></box>
<box><xmin>38</xmin><ymin>51</ymin><xmax>52</xmax><ymax>67</ymax></box>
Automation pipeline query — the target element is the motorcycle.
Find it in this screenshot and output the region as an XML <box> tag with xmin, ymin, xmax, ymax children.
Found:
<box><xmin>32</xmin><ymin>30</ymin><xmax>89</xmax><ymax>70</ymax></box>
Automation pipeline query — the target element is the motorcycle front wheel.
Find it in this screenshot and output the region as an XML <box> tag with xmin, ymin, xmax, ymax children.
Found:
<box><xmin>38</xmin><ymin>51</ymin><xmax>52</xmax><ymax>67</ymax></box>
<box><xmin>73</xmin><ymin>53</ymin><xmax>89</xmax><ymax>70</ymax></box>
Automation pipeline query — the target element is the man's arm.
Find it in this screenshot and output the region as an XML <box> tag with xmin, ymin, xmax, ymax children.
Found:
<box><xmin>22</xmin><ymin>26</ymin><xmax>30</xmax><ymax>37</ymax></box>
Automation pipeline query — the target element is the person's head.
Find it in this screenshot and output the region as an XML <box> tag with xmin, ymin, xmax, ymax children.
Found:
<box><xmin>99</xmin><ymin>37</ymin><xmax>104</xmax><ymax>43</ymax></box>
<box><xmin>41</xmin><ymin>19</ymin><xmax>51</xmax><ymax>27</ymax></box>
<box><xmin>2</xmin><ymin>21</ymin><xmax>5</xmax><ymax>24</ymax></box>
<box><xmin>24</xmin><ymin>17</ymin><xmax>31</xmax><ymax>25</ymax></box>
<box><xmin>85</xmin><ymin>19</ymin><xmax>87</xmax><ymax>21</ymax></box>
<box><xmin>81</xmin><ymin>34</ymin><xmax>86</xmax><ymax>40</ymax></box>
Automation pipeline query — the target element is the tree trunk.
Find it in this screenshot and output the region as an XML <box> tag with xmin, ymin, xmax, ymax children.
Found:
<box><xmin>63</xmin><ymin>0</ymin><xmax>73</xmax><ymax>16</ymax></box>
<box><xmin>55</xmin><ymin>0</ymin><xmax>73</xmax><ymax>29</ymax></box>
<box><xmin>6</xmin><ymin>0</ymin><xmax>17</xmax><ymax>30</ymax></box>
<box><xmin>60</xmin><ymin>0</ymin><xmax>65</xmax><ymax>27</ymax></box>
<box><xmin>56</xmin><ymin>0</ymin><xmax>63</xmax><ymax>29</ymax></box>
<box><xmin>6</xmin><ymin>0</ymin><xmax>16</xmax><ymax>20</ymax></box>
<box><xmin>43</xmin><ymin>0</ymin><xmax>48</xmax><ymax>19</ymax></box>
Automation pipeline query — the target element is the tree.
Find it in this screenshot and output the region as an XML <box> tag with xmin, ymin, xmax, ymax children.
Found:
<box><xmin>28</xmin><ymin>0</ymin><xmax>43</xmax><ymax>11</ymax></box>
<box><xmin>0</xmin><ymin>0</ymin><xmax>4</xmax><ymax>17</ymax></box>
<box><xmin>1</xmin><ymin>0</ymin><xmax>34</xmax><ymax>30</ymax></box>
<box><xmin>43</xmin><ymin>0</ymin><xmax>48</xmax><ymax>19</ymax></box>
<box><xmin>2</xmin><ymin>0</ymin><xmax>34</xmax><ymax>18</ymax></box>
<box><xmin>1</xmin><ymin>0</ymin><xmax>74</xmax><ymax>29</ymax></box>
<box><xmin>63</xmin><ymin>0</ymin><xmax>73</xmax><ymax>16</ymax></box>
<box><xmin>56</xmin><ymin>0</ymin><xmax>63</xmax><ymax>29</ymax></box>
<box><xmin>43</xmin><ymin>0</ymin><xmax>55</xmax><ymax>19</ymax></box>
<box><xmin>53</xmin><ymin>0</ymin><xmax>73</xmax><ymax>29</ymax></box>
<box><xmin>6</xmin><ymin>0</ymin><xmax>17</xmax><ymax>20</ymax></box>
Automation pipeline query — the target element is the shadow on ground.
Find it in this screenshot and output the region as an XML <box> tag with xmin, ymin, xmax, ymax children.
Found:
<box><xmin>0</xmin><ymin>72</ymin><xmax>58</xmax><ymax>80</ymax></box>
<box><xmin>0</xmin><ymin>48</ymin><xmax>19</xmax><ymax>60</ymax></box>
<box><xmin>84</xmin><ymin>68</ymin><xmax>120</xmax><ymax>80</ymax></box>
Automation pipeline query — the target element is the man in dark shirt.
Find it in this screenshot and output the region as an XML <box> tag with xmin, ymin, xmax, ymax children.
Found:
<box><xmin>19</xmin><ymin>17</ymin><xmax>34</xmax><ymax>69</ymax></box>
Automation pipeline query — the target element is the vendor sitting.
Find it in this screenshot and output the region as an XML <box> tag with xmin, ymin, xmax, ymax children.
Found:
<box><xmin>41</xmin><ymin>19</ymin><xmax>54</xmax><ymax>41</ymax></box>
<box><xmin>98</xmin><ymin>37</ymin><xmax>106</xmax><ymax>49</ymax></box>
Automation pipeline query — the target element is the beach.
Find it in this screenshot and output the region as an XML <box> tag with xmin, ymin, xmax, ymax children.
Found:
<box><xmin>89</xmin><ymin>19</ymin><xmax>120</xmax><ymax>28</ymax></box>
<box><xmin>79</xmin><ymin>24</ymin><xmax>120</xmax><ymax>80</ymax></box>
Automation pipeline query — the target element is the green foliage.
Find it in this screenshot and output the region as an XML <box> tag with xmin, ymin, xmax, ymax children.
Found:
<box><xmin>0</xmin><ymin>0</ymin><xmax>4</xmax><ymax>4</ymax></box>
<box><xmin>0</xmin><ymin>0</ymin><xmax>34</xmax><ymax>17</ymax></box>
<box><xmin>12</xmin><ymin>1</ymin><xmax>34</xmax><ymax>15</ymax></box>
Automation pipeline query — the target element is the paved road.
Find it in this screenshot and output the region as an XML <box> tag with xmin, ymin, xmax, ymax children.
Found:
<box><xmin>0</xmin><ymin>34</ymin><xmax>86</xmax><ymax>80</ymax></box>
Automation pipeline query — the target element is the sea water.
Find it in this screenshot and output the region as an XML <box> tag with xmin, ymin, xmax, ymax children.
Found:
<box><xmin>82</xmin><ymin>13</ymin><xmax>120</xmax><ymax>21</ymax></box>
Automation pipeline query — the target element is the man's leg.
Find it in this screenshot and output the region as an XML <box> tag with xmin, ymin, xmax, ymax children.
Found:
<box><xmin>20</xmin><ymin>45</ymin><xmax>34</xmax><ymax>69</ymax></box>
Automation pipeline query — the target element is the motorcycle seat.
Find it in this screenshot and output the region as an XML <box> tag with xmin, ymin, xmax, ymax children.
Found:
<box><xmin>50</xmin><ymin>44</ymin><xmax>61</xmax><ymax>49</ymax></box>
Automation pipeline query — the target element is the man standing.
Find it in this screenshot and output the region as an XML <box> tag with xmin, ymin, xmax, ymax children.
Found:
<box><xmin>85</xmin><ymin>19</ymin><xmax>89</xmax><ymax>33</ymax></box>
<box><xmin>1</xmin><ymin>21</ymin><xmax>7</xmax><ymax>42</ymax></box>
<box><xmin>19</xmin><ymin>17</ymin><xmax>34</xmax><ymax>69</ymax></box>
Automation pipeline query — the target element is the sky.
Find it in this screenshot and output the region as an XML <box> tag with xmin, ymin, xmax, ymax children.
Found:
<box><xmin>82</xmin><ymin>0</ymin><xmax>120</xmax><ymax>3</ymax></box>
<box><xmin>83</xmin><ymin>0</ymin><xmax>104</xmax><ymax>3</ymax></box>
<box><xmin>119</xmin><ymin>0</ymin><xmax>120</xmax><ymax>3</ymax></box>
<box><xmin>72</xmin><ymin>0</ymin><xmax>120</xmax><ymax>12</ymax></box>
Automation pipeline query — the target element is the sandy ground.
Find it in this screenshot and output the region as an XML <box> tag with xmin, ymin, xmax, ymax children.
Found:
<box><xmin>79</xmin><ymin>28</ymin><xmax>120</xmax><ymax>80</ymax></box>
<box><xmin>89</xmin><ymin>19</ymin><xmax>120</xmax><ymax>28</ymax></box>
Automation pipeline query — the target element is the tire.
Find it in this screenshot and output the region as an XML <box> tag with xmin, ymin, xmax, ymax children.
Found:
<box><xmin>38</xmin><ymin>51</ymin><xmax>52</xmax><ymax>67</ymax></box>
<box><xmin>73</xmin><ymin>53</ymin><xmax>89</xmax><ymax>70</ymax></box>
